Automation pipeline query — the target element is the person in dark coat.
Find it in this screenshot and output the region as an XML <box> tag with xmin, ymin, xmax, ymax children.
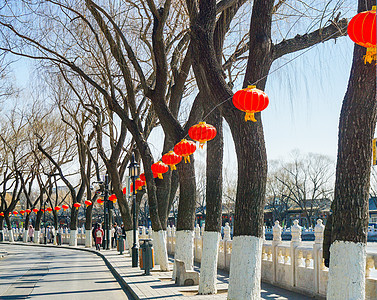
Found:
<box><xmin>92</xmin><ymin>223</ymin><xmax>98</xmax><ymax>246</ymax></box>
<box><xmin>95</xmin><ymin>224</ymin><xmax>104</xmax><ymax>251</ymax></box>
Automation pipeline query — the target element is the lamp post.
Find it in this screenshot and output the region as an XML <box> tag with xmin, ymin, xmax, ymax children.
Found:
<box><xmin>128</xmin><ymin>153</ymin><xmax>139</xmax><ymax>267</ymax></box>
<box><xmin>104</xmin><ymin>174</ymin><xmax>110</xmax><ymax>250</ymax></box>
<box><xmin>43</xmin><ymin>201</ymin><xmax>47</xmax><ymax>244</ymax></box>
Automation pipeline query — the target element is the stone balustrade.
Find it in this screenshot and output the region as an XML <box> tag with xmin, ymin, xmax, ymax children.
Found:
<box><xmin>2</xmin><ymin>220</ymin><xmax>377</xmax><ymax>298</ymax></box>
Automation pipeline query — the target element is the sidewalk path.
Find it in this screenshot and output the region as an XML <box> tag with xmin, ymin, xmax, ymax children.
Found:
<box><xmin>1</xmin><ymin>242</ymin><xmax>316</xmax><ymax>299</ymax></box>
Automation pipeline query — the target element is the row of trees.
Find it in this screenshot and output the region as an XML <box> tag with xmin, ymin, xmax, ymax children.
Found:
<box><xmin>0</xmin><ymin>0</ymin><xmax>374</xmax><ymax>298</ymax></box>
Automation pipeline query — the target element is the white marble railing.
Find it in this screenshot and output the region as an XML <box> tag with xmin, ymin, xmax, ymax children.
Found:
<box><xmin>165</xmin><ymin>220</ymin><xmax>377</xmax><ymax>299</ymax></box>
<box><xmin>2</xmin><ymin>221</ymin><xmax>377</xmax><ymax>298</ymax></box>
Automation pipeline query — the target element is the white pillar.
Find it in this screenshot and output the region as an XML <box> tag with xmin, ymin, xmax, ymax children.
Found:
<box><xmin>314</xmin><ymin>219</ymin><xmax>324</xmax><ymax>293</ymax></box>
<box><xmin>327</xmin><ymin>241</ymin><xmax>366</xmax><ymax>299</ymax></box>
<box><xmin>228</xmin><ymin>236</ymin><xmax>263</xmax><ymax>300</ymax></box>
<box><xmin>69</xmin><ymin>230</ymin><xmax>77</xmax><ymax>247</ymax></box>
<box><xmin>34</xmin><ymin>230</ymin><xmax>40</xmax><ymax>244</ymax></box>
<box><xmin>290</xmin><ymin>220</ymin><xmax>302</xmax><ymax>287</ymax></box>
<box><xmin>85</xmin><ymin>232</ymin><xmax>92</xmax><ymax>248</ymax></box>
<box><xmin>272</xmin><ymin>221</ymin><xmax>282</xmax><ymax>283</ymax></box>
<box><xmin>172</xmin><ymin>230</ymin><xmax>194</xmax><ymax>280</ymax></box>
<box><xmin>23</xmin><ymin>230</ymin><xmax>28</xmax><ymax>242</ymax></box>
<box><xmin>152</xmin><ymin>230</ymin><xmax>169</xmax><ymax>271</ymax></box>
<box><xmin>198</xmin><ymin>231</ymin><xmax>220</xmax><ymax>294</ymax></box>
<box><xmin>8</xmin><ymin>229</ymin><xmax>14</xmax><ymax>242</ymax></box>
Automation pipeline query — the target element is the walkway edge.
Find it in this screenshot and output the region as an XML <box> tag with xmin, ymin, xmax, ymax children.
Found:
<box><xmin>0</xmin><ymin>241</ymin><xmax>139</xmax><ymax>300</ymax></box>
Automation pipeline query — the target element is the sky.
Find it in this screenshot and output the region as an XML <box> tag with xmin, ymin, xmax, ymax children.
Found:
<box><xmin>8</xmin><ymin>3</ymin><xmax>358</xmax><ymax>181</ymax></box>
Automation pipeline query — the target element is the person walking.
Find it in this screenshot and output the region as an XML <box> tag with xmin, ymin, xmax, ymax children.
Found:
<box><xmin>95</xmin><ymin>224</ymin><xmax>104</xmax><ymax>251</ymax></box>
<box><xmin>28</xmin><ymin>225</ymin><xmax>34</xmax><ymax>242</ymax></box>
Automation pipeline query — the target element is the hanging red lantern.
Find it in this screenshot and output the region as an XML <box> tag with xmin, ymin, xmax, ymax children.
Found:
<box><xmin>54</xmin><ymin>206</ymin><xmax>61</xmax><ymax>211</ymax></box>
<box><xmin>46</xmin><ymin>207</ymin><xmax>53</xmax><ymax>213</ymax></box>
<box><xmin>348</xmin><ymin>6</ymin><xmax>376</xmax><ymax>63</ymax></box>
<box><xmin>62</xmin><ymin>204</ymin><xmax>69</xmax><ymax>211</ymax></box>
<box><xmin>0</xmin><ymin>212</ymin><xmax>3</xmax><ymax>217</ymax></box>
<box><xmin>73</xmin><ymin>203</ymin><xmax>81</xmax><ymax>210</ymax></box>
<box><xmin>162</xmin><ymin>151</ymin><xmax>182</xmax><ymax>170</ymax></box>
<box><xmin>174</xmin><ymin>139</ymin><xmax>197</xmax><ymax>163</ymax></box>
<box><xmin>41</xmin><ymin>209</ymin><xmax>45</xmax><ymax>213</ymax></box>
<box><xmin>97</xmin><ymin>198</ymin><xmax>104</xmax><ymax>205</ymax></box>
<box><xmin>232</xmin><ymin>85</ymin><xmax>269</xmax><ymax>122</ymax></box>
<box><xmin>140</xmin><ymin>173</ymin><xmax>146</xmax><ymax>181</ymax></box>
<box><xmin>13</xmin><ymin>211</ymin><xmax>18</xmax><ymax>215</ymax></box>
<box><xmin>25</xmin><ymin>209</ymin><xmax>31</xmax><ymax>214</ymax></box>
<box><xmin>109</xmin><ymin>194</ymin><xmax>117</xmax><ymax>203</ymax></box>
<box><xmin>84</xmin><ymin>200</ymin><xmax>92</xmax><ymax>207</ymax></box>
<box><xmin>136</xmin><ymin>178</ymin><xmax>145</xmax><ymax>190</ymax></box>
<box><xmin>122</xmin><ymin>187</ymin><xmax>127</xmax><ymax>194</ymax></box>
<box><xmin>189</xmin><ymin>122</ymin><xmax>217</xmax><ymax>149</ymax></box>
<box><xmin>151</xmin><ymin>161</ymin><xmax>169</xmax><ymax>179</ymax></box>
<box><xmin>33</xmin><ymin>208</ymin><xmax>39</xmax><ymax>213</ymax></box>
<box><xmin>20</xmin><ymin>210</ymin><xmax>25</xmax><ymax>215</ymax></box>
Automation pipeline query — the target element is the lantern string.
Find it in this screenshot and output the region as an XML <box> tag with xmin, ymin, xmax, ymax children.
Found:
<box><xmin>150</xmin><ymin>23</ymin><xmax>349</xmax><ymax>169</ymax></box>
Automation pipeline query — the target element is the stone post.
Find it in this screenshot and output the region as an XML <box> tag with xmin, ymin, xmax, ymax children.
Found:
<box><xmin>290</xmin><ymin>220</ymin><xmax>302</xmax><ymax>287</ymax></box>
<box><xmin>141</xmin><ymin>226</ymin><xmax>146</xmax><ymax>238</ymax></box>
<box><xmin>172</xmin><ymin>225</ymin><xmax>176</xmax><ymax>254</ymax></box>
<box><xmin>194</xmin><ymin>224</ymin><xmax>200</xmax><ymax>261</ymax></box>
<box><xmin>272</xmin><ymin>221</ymin><xmax>282</xmax><ymax>283</ymax></box>
<box><xmin>314</xmin><ymin>219</ymin><xmax>324</xmax><ymax>293</ymax></box>
<box><xmin>148</xmin><ymin>226</ymin><xmax>152</xmax><ymax>239</ymax></box>
<box><xmin>223</xmin><ymin>223</ymin><xmax>231</xmax><ymax>241</ymax></box>
<box><xmin>167</xmin><ymin>225</ymin><xmax>171</xmax><ymax>254</ymax></box>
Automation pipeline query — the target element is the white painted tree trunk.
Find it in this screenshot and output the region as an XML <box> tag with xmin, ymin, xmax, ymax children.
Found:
<box><xmin>228</xmin><ymin>236</ymin><xmax>263</xmax><ymax>300</ymax></box>
<box><xmin>126</xmin><ymin>230</ymin><xmax>137</xmax><ymax>253</ymax></box>
<box><xmin>22</xmin><ymin>230</ymin><xmax>28</xmax><ymax>242</ymax></box>
<box><xmin>172</xmin><ymin>230</ymin><xmax>194</xmax><ymax>280</ymax></box>
<box><xmin>198</xmin><ymin>231</ymin><xmax>220</xmax><ymax>294</ymax></box>
<box><xmin>85</xmin><ymin>232</ymin><xmax>92</xmax><ymax>248</ymax></box>
<box><xmin>69</xmin><ymin>230</ymin><xmax>77</xmax><ymax>247</ymax></box>
<box><xmin>8</xmin><ymin>230</ymin><xmax>14</xmax><ymax>242</ymax></box>
<box><xmin>34</xmin><ymin>231</ymin><xmax>40</xmax><ymax>244</ymax></box>
<box><xmin>152</xmin><ymin>230</ymin><xmax>169</xmax><ymax>271</ymax></box>
<box><xmin>327</xmin><ymin>241</ymin><xmax>366</xmax><ymax>299</ymax></box>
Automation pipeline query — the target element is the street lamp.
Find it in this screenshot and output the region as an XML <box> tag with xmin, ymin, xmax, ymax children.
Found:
<box><xmin>128</xmin><ymin>153</ymin><xmax>139</xmax><ymax>267</ymax></box>
<box><xmin>93</xmin><ymin>175</ymin><xmax>110</xmax><ymax>250</ymax></box>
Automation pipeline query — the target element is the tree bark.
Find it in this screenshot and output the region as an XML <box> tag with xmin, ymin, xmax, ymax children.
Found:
<box><xmin>327</xmin><ymin>2</ymin><xmax>376</xmax><ymax>298</ymax></box>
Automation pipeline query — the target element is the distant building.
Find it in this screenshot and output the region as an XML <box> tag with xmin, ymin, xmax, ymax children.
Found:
<box><xmin>370</xmin><ymin>197</ymin><xmax>377</xmax><ymax>224</ymax></box>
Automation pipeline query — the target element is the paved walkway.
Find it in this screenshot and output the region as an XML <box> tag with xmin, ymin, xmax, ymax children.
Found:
<box><xmin>1</xmin><ymin>242</ymin><xmax>313</xmax><ymax>299</ymax></box>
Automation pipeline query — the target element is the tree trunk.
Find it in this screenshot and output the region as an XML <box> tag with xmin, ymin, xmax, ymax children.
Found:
<box><xmin>172</xmin><ymin>159</ymin><xmax>197</xmax><ymax>278</ymax></box>
<box><xmin>198</xmin><ymin>106</ymin><xmax>223</xmax><ymax>294</ymax></box>
<box><xmin>327</xmin><ymin>2</ymin><xmax>376</xmax><ymax>298</ymax></box>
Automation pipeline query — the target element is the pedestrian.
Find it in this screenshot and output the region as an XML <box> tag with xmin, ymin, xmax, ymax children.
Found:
<box><xmin>28</xmin><ymin>225</ymin><xmax>34</xmax><ymax>242</ymax></box>
<box><xmin>111</xmin><ymin>224</ymin><xmax>116</xmax><ymax>248</ymax></box>
<box><xmin>92</xmin><ymin>223</ymin><xmax>98</xmax><ymax>246</ymax></box>
<box><xmin>57</xmin><ymin>225</ymin><xmax>63</xmax><ymax>245</ymax></box>
<box><xmin>95</xmin><ymin>224</ymin><xmax>104</xmax><ymax>251</ymax></box>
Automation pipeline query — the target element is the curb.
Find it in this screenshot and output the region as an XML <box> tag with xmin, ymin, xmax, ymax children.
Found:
<box><xmin>0</xmin><ymin>241</ymin><xmax>139</xmax><ymax>300</ymax></box>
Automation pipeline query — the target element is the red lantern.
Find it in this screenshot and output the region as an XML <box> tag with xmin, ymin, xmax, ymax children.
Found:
<box><xmin>232</xmin><ymin>85</ymin><xmax>269</xmax><ymax>122</ymax></box>
<box><xmin>54</xmin><ymin>206</ymin><xmax>61</xmax><ymax>211</ymax></box>
<box><xmin>151</xmin><ymin>161</ymin><xmax>169</xmax><ymax>179</ymax></box>
<box><xmin>25</xmin><ymin>209</ymin><xmax>31</xmax><ymax>214</ymax></box>
<box><xmin>73</xmin><ymin>203</ymin><xmax>81</xmax><ymax>210</ymax></box>
<box><xmin>84</xmin><ymin>200</ymin><xmax>92</xmax><ymax>207</ymax></box>
<box><xmin>46</xmin><ymin>207</ymin><xmax>53</xmax><ymax>213</ymax></box>
<box><xmin>13</xmin><ymin>211</ymin><xmax>18</xmax><ymax>215</ymax></box>
<box><xmin>33</xmin><ymin>208</ymin><xmax>39</xmax><ymax>213</ymax></box>
<box><xmin>174</xmin><ymin>139</ymin><xmax>197</xmax><ymax>163</ymax></box>
<box><xmin>348</xmin><ymin>6</ymin><xmax>376</xmax><ymax>63</ymax></box>
<box><xmin>97</xmin><ymin>198</ymin><xmax>104</xmax><ymax>205</ymax></box>
<box><xmin>0</xmin><ymin>212</ymin><xmax>3</xmax><ymax>217</ymax></box>
<box><xmin>41</xmin><ymin>209</ymin><xmax>45</xmax><ymax>213</ymax></box>
<box><xmin>109</xmin><ymin>194</ymin><xmax>117</xmax><ymax>203</ymax></box>
<box><xmin>62</xmin><ymin>204</ymin><xmax>69</xmax><ymax>211</ymax></box>
<box><xmin>136</xmin><ymin>178</ymin><xmax>145</xmax><ymax>190</ymax></box>
<box><xmin>189</xmin><ymin>122</ymin><xmax>217</xmax><ymax>149</ymax></box>
<box><xmin>122</xmin><ymin>187</ymin><xmax>127</xmax><ymax>194</ymax></box>
<box><xmin>162</xmin><ymin>151</ymin><xmax>182</xmax><ymax>170</ymax></box>
<box><xmin>20</xmin><ymin>210</ymin><xmax>25</xmax><ymax>215</ymax></box>
<box><xmin>140</xmin><ymin>173</ymin><xmax>146</xmax><ymax>181</ymax></box>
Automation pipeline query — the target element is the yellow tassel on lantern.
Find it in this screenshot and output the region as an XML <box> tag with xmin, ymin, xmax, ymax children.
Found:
<box><xmin>245</xmin><ymin>112</ymin><xmax>257</xmax><ymax>122</ymax></box>
<box><xmin>158</xmin><ymin>173</ymin><xmax>163</xmax><ymax>179</ymax></box>
<box><xmin>183</xmin><ymin>155</ymin><xmax>191</xmax><ymax>163</ymax></box>
<box><xmin>364</xmin><ymin>47</ymin><xmax>376</xmax><ymax>64</ymax></box>
<box><xmin>170</xmin><ymin>165</ymin><xmax>176</xmax><ymax>170</ymax></box>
